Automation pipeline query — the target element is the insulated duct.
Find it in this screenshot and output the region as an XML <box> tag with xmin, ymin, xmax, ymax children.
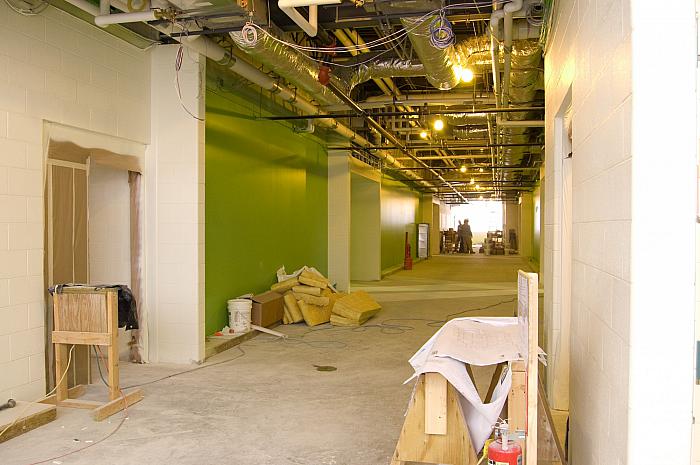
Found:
<box><xmin>401</xmin><ymin>16</ymin><xmax>459</xmax><ymax>90</ymax></box>
<box><xmin>334</xmin><ymin>54</ymin><xmax>424</xmax><ymax>91</ymax></box>
<box><xmin>229</xmin><ymin>31</ymin><xmax>343</xmax><ymax>106</ymax></box>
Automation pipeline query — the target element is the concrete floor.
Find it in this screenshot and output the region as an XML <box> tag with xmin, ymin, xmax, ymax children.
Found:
<box><xmin>1</xmin><ymin>255</ymin><xmax>538</xmax><ymax>465</ymax></box>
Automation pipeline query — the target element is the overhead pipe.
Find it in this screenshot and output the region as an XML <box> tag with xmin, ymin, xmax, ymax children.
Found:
<box><xmin>322</xmin><ymin>94</ymin><xmax>496</xmax><ymax>111</ymax></box>
<box><xmin>94</xmin><ymin>10</ymin><xmax>160</xmax><ymax>26</ymax></box>
<box><xmin>325</xmin><ymin>82</ymin><xmax>466</xmax><ymax>202</ymax></box>
<box><xmin>261</xmin><ymin>106</ymin><xmax>544</xmax><ymax>120</ymax></box>
<box><xmin>501</xmin><ymin>0</ymin><xmax>524</xmax><ymax>106</ymax></box>
<box><xmin>59</xmin><ymin>0</ymin><xmax>439</xmax><ymax>192</ymax></box>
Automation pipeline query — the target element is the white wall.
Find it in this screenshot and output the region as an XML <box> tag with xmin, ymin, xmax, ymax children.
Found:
<box><xmin>544</xmin><ymin>0</ymin><xmax>696</xmax><ymax>464</ymax></box>
<box><xmin>88</xmin><ymin>163</ymin><xmax>131</xmax><ymax>359</ymax></box>
<box><xmin>0</xmin><ymin>3</ymin><xmax>149</xmax><ymax>401</ymax></box>
<box><xmin>327</xmin><ymin>150</ymin><xmax>351</xmax><ymax>291</ymax></box>
<box><xmin>145</xmin><ymin>45</ymin><xmax>205</xmax><ymax>364</ymax></box>
<box><xmin>88</xmin><ymin>164</ymin><xmax>130</xmax><ymax>286</ymax></box>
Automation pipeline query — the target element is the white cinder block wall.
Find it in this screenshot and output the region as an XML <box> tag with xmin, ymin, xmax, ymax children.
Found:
<box><xmin>145</xmin><ymin>45</ymin><xmax>205</xmax><ymax>363</ymax></box>
<box><xmin>0</xmin><ymin>4</ymin><xmax>149</xmax><ymax>401</ymax></box>
<box><xmin>545</xmin><ymin>0</ymin><xmax>696</xmax><ymax>464</ymax></box>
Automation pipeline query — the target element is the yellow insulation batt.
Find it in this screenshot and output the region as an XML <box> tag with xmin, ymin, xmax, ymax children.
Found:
<box><xmin>271</xmin><ymin>277</ymin><xmax>299</xmax><ymax>293</ymax></box>
<box><xmin>292</xmin><ymin>285</ymin><xmax>321</xmax><ymax>296</ymax></box>
<box><xmin>332</xmin><ymin>291</ymin><xmax>381</xmax><ymax>321</ymax></box>
<box><xmin>299</xmin><ymin>269</ymin><xmax>329</xmax><ymax>288</ymax></box>
<box><xmin>283</xmin><ymin>292</ymin><xmax>304</xmax><ymax>323</ymax></box>
<box><xmin>283</xmin><ymin>309</ymin><xmax>290</xmax><ymax>325</ymax></box>
<box><xmin>298</xmin><ymin>300</ymin><xmax>331</xmax><ymax>326</ymax></box>
<box><xmin>294</xmin><ymin>293</ymin><xmax>330</xmax><ymax>307</ymax></box>
<box><xmin>330</xmin><ymin>314</ymin><xmax>371</xmax><ymax>327</ymax></box>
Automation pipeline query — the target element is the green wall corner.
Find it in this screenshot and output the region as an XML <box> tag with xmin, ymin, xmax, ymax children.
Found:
<box><xmin>204</xmin><ymin>75</ymin><xmax>328</xmax><ymax>336</ymax></box>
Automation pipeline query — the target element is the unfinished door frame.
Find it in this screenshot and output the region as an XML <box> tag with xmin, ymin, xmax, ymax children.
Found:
<box><xmin>547</xmin><ymin>88</ymin><xmax>572</xmax><ymax>411</ymax></box>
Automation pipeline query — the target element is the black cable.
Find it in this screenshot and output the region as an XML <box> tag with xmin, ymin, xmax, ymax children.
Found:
<box><xmin>93</xmin><ymin>345</ymin><xmax>109</xmax><ymax>387</ymax></box>
<box><xmin>122</xmin><ymin>346</ymin><xmax>246</xmax><ymax>390</ymax></box>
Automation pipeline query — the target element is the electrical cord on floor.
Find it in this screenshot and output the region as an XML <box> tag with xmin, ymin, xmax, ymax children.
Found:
<box><xmin>122</xmin><ymin>345</ymin><xmax>247</xmax><ymax>390</ymax></box>
<box><xmin>0</xmin><ymin>345</ymin><xmax>77</xmax><ymax>442</ymax></box>
<box><xmin>27</xmin><ymin>349</ymin><xmax>130</xmax><ymax>465</ymax></box>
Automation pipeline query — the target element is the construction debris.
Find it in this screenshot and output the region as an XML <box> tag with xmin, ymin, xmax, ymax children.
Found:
<box><xmin>331</xmin><ymin>291</ymin><xmax>381</xmax><ymax>325</ymax></box>
<box><xmin>283</xmin><ymin>292</ymin><xmax>304</xmax><ymax>323</ymax></box>
<box><xmin>271</xmin><ymin>266</ymin><xmax>381</xmax><ymax>327</ymax></box>
<box><xmin>271</xmin><ymin>277</ymin><xmax>298</xmax><ymax>293</ymax></box>
<box><xmin>292</xmin><ymin>285</ymin><xmax>322</xmax><ymax>296</ymax></box>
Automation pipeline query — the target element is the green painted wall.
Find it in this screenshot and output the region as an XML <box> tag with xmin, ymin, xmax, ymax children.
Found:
<box><xmin>380</xmin><ymin>176</ymin><xmax>420</xmax><ymax>272</ymax></box>
<box><xmin>205</xmin><ymin>69</ymin><xmax>328</xmax><ymax>336</ymax></box>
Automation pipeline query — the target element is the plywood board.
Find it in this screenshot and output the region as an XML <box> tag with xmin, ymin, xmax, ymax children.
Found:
<box><xmin>0</xmin><ymin>402</ymin><xmax>56</xmax><ymax>444</ymax></box>
<box><xmin>517</xmin><ymin>270</ymin><xmax>538</xmax><ymax>465</ymax></box>
<box><xmin>391</xmin><ymin>374</ymin><xmax>478</xmax><ymax>465</ymax></box>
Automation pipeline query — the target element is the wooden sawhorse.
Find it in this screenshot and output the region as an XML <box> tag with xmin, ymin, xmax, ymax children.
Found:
<box><xmin>48</xmin><ymin>286</ymin><xmax>143</xmax><ymax>421</ymax></box>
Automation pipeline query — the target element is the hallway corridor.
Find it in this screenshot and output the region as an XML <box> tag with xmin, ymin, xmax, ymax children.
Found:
<box><xmin>1</xmin><ymin>255</ymin><xmax>537</xmax><ymax>465</ymax></box>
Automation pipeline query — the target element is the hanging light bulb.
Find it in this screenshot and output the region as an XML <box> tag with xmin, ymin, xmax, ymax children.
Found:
<box><xmin>470</xmin><ymin>178</ymin><xmax>475</xmax><ymax>184</ymax></box>
<box><xmin>419</xmin><ymin>130</ymin><xmax>428</xmax><ymax>139</ymax></box>
<box><xmin>460</xmin><ymin>67</ymin><xmax>474</xmax><ymax>83</ymax></box>
<box><xmin>460</xmin><ymin>165</ymin><xmax>467</xmax><ymax>173</ymax></box>
<box><xmin>479</xmin><ymin>167</ymin><xmax>484</xmax><ymax>172</ymax></box>
<box><xmin>433</xmin><ymin>119</ymin><xmax>444</xmax><ymax>131</ymax></box>
<box><xmin>475</xmin><ymin>184</ymin><xmax>480</xmax><ymax>190</ymax></box>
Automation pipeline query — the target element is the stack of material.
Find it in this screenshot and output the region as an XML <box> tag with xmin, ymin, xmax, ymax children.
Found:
<box><xmin>330</xmin><ymin>291</ymin><xmax>381</xmax><ymax>326</ymax></box>
<box><xmin>272</xmin><ymin>267</ymin><xmax>381</xmax><ymax>327</ymax></box>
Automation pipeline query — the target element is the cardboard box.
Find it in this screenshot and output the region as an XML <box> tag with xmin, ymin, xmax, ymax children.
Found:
<box><xmin>251</xmin><ymin>291</ymin><xmax>284</xmax><ymax>327</ymax></box>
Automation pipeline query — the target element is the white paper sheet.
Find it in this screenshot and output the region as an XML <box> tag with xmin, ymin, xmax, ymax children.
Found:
<box><xmin>405</xmin><ymin>317</ymin><xmax>526</xmax><ymax>451</ymax></box>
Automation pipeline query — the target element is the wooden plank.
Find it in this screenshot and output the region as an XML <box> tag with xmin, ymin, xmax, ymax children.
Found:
<box><xmin>92</xmin><ymin>389</ymin><xmax>144</xmax><ymax>421</ymax></box>
<box><xmin>508</xmin><ymin>361</ymin><xmax>527</xmax><ymax>450</ymax></box>
<box><xmin>41</xmin><ymin>384</ymin><xmax>87</xmax><ymax>405</ymax></box>
<box><xmin>485</xmin><ymin>362</ymin><xmax>506</xmax><ymax>403</ymax></box>
<box><xmin>54</xmin><ymin>343</ymin><xmax>68</xmax><ymax>402</ymax></box>
<box><xmin>52</xmin><ymin>331</ymin><xmax>110</xmax><ymax>345</ymax></box>
<box><xmin>517</xmin><ymin>270</ymin><xmax>539</xmax><ymax>465</ymax></box>
<box><xmin>58</xmin><ymin>399</ymin><xmax>103</xmax><ymax>410</ymax></box>
<box><xmin>538</xmin><ymin>379</ymin><xmax>567</xmax><ymax>465</ymax></box>
<box><xmin>392</xmin><ymin>375</ymin><xmax>478</xmax><ymax>465</ymax></box>
<box><xmin>0</xmin><ymin>402</ymin><xmax>56</xmax><ymax>444</ymax></box>
<box><xmin>424</xmin><ymin>372</ymin><xmax>447</xmax><ymax>435</ymax></box>
<box><xmin>106</xmin><ymin>290</ymin><xmax>119</xmax><ymax>400</ymax></box>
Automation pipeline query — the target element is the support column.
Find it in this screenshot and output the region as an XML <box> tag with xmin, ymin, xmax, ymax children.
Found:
<box><xmin>327</xmin><ymin>150</ymin><xmax>351</xmax><ymax>291</ymax></box>
<box><xmin>520</xmin><ymin>193</ymin><xmax>534</xmax><ymax>259</ymax></box>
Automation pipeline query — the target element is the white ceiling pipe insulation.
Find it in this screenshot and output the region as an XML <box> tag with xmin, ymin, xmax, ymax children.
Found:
<box><xmin>278</xmin><ymin>0</ymin><xmax>341</xmax><ymax>37</ymax></box>
<box><xmin>59</xmin><ymin>0</ymin><xmax>434</xmax><ymax>191</ymax></box>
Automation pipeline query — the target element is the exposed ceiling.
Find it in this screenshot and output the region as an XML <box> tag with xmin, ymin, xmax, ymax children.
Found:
<box><xmin>42</xmin><ymin>0</ymin><xmax>549</xmax><ymax>203</ymax></box>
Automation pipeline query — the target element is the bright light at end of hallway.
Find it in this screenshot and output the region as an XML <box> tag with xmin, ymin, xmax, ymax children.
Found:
<box><xmin>433</xmin><ymin>119</ymin><xmax>444</xmax><ymax>131</ymax></box>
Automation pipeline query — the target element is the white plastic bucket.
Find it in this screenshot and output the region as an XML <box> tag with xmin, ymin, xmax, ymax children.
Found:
<box><xmin>227</xmin><ymin>298</ymin><xmax>252</xmax><ymax>333</ymax></box>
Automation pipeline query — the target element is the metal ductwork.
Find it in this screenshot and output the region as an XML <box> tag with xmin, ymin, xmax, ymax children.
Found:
<box><xmin>401</xmin><ymin>16</ymin><xmax>460</xmax><ymax>90</ymax></box>
<box><xmin>335</xmin><ymin>54</ymin><xmax>424</xmax><ymax>91</ymax></box>
<box><xmin>229</xmin><ymin>31</ymin><xmax>344</xmax><ymax>106</ymax></box>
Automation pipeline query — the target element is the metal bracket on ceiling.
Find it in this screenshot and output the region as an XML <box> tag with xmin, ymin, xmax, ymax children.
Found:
<box><xmin>278</xmin><ymin>0</ymin><xmax>342</xmax><ymax>37</ymax></box>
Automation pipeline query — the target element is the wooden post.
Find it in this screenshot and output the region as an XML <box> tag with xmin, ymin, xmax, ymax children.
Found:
<box><xmin>424</xmin><ymin>372</ymin><xmax>447</xmax><ymax>435</ymax></box>
<box><xmin>106</xmin><ymin>290</ymin><xmax>119</xmax><ymax>401</ymax></box>
<box><xmin>52</xmin><ymin>293</ymin><xmax>68</xmax><ymax>402</ymax></box>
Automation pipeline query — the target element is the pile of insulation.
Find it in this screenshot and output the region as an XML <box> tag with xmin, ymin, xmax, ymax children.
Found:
<box><xmin>270</xmin><ymin>268</ymin><xmax>381</xmax><ymax>327</ymax></box>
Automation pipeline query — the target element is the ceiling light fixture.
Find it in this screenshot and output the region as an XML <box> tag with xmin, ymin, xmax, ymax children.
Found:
<box><xmin>460</xmin><ymin>67</ymin><xmax>474</xmax><ymax>83</ymax></box>
<box><xmin>470</xmin><ymin>178</ymin><xmax>475</xmax><ymax>184</ymax></box>
<box><xmin>478</xmin><ymin>167</ymin><xmax>484</xmax><ymax>172</ymax></box>
<box><xmin>433</xmin><ymin>119</ymin><xmax>444</xmax><ymax>131</ymax></box>
<box><xmin>460</xmin><ymin>165</ymin><xmax>467</xmax><ymax>173</ymax></box>
<box><xmin>419</xmin><ymin>130</ymin><xmax>428</xmax><ymax>139</ymax></box>
<box><xmin>479</xmin><ymin>195</ymin><xmax>484</xmax><ymax>200</ymax></box>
